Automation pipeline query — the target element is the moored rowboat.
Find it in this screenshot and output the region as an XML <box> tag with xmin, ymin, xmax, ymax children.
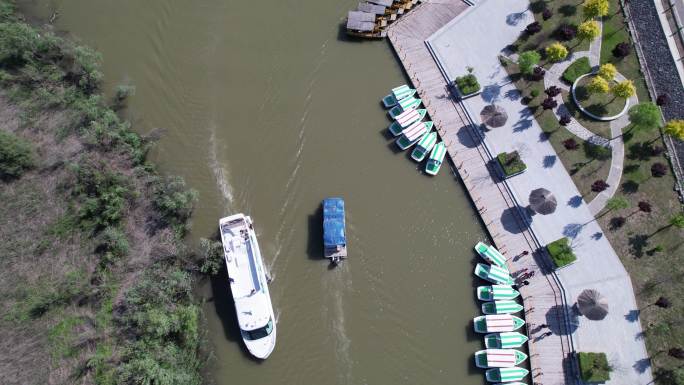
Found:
<box><xmin>474</xmin><ymin>349</ymin><xmax>528</xmax><ymax>368</ymax></box>
<box><xmin>389</xmin><ymin>108</ymin><xmax>427</xmax><ymax>136</ymax></box>
<box><xmin>382</xmin><ymin>84</ymin><xmax>417</xmax><ymax>108</ymax></box>
<box><xmin>482</xmin><ymin>300</ymin><xmax>524</xmax><ymax>315</ymax></box>
<box><xmin>388</xmin><ymin>97</ymin><xmax>421</xmax><ymax>119</ymax></box>
<box><xmin>474</xmin><ymin>314</ymin><xmax>525</xmax><ymax>333</ymax></box>
<box><xmin>411</xmin><ymin>131</ymin><xmax>437</xmax><ymax>162</ymax></box>
<box><xmin>477</xmin><ymin>285</ymin><xmax>520</xmax><ymax>301</ymax></box>
<box><xmin>485</xmin><ymin>367</ymin><xmax>530</xmax><ymax>383</ymax></box>
<box><xmin>474</xmin><ymin>263</ymin><xmax>514</xmax><ymax>285</ymax></box>
<box><xmin>484</xmin><ymin>332</ymin><xmax>529</xmax><ymax>349</ymax></box>
<box><xmin>396</xmin><ymin>121</ymin><xmax>433</xmax><ymax>150</ymax></box>
<box><xmin>425</xmin><ymin>141</ymin><xmax>446</xmax><ymax>176</ymax></box>
<box><xmin>475</xmin><ymin>241</ymin><xmax>508</xmax><ymax>269</ymax></box>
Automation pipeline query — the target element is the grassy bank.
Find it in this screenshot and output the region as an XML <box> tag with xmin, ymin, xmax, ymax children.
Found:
<box><xmin>506</xmin><ymin>1</ymin><xmax>684</xmax><ymax>382</ymax></box>
<box><xmin>0</xmin><ymin>2</ymin><xmax>209</xmax><ymax>384</ymax></box>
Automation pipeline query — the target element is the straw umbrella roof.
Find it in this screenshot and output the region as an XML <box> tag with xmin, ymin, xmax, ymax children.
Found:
<box><xmin>529</xmin><ymin>188</ymin><xmax>557</xmax><ymax>215</ymax></box>
<box><xmin>577</xmin><ymin>289</ymin><xmax>609</xmax><ymax>320</ymax></box>
<box><xmin>480</xmin><ymin>104</ymin><xmax>508</xmax><ymax>128</ymax></box>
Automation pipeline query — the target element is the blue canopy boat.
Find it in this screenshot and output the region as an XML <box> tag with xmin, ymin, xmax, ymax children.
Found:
<box><xmin>323</xmin><ymin>197</ymin><xmax>347</xmax><ymax>263</ymax></box>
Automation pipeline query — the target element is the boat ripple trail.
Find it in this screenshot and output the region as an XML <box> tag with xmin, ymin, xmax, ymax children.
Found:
<box><xmin>323</xmin><ymin>263</ymin><xmax>353</xmax><ymax>383</ymax></box>
<box><xmin>207</xmin><ymin>123</ymin><xmax>234</xmax><ymax>208</ymax></box>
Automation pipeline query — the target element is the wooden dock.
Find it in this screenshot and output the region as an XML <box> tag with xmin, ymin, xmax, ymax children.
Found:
<box><xmin>387</xmin><ymin>1</ymin><xmax>578</xmax><ymax>384</ymax></box>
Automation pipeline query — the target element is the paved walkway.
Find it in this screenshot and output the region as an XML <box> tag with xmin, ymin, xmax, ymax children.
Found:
<box><xmin>388</xmin><ymin>2</ymin><xmax>576</xmax><ymax>385</ymax></box>
<box><xmin>416</xmin><ymin>0</ymin><xmax>653</xmax><ymax>384</ymax></box>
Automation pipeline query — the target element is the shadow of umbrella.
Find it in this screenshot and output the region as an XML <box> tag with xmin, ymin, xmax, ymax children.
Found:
<box><xmin>500</xmin><ymin>206</ymin><xmax>533</xmax><ymax>234</ymax></box>
<box><xmin>529</xmin><ymin>188</ymin><xmax>557</xmax><ymax>215</ymax></box>
<box><xmin>577</xmin><ymin>289</ymin><xmax>609</xmax><ymax>320</ymax></box>
<box><xmin>545</xmin><ymin>304</ymin><xmax>580</xmax><ymax>335</ymax></box>
<box><xmin>480</xmin><ymin>104</ymin><xmax>508</xmax><ymax>128</ymax></box>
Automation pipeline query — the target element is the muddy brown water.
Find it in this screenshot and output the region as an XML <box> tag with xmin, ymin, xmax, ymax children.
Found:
<box><xmin>19</xmin><ymin>0</ymin><xmax>489</xmax><ymax>383</ymax></box>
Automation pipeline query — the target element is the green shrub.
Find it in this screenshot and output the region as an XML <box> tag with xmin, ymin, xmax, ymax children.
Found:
<box><xmin>199</xmin><ymin>238</ymin><xmax>224</xmax><ymax>275</ymax></box>
<box><xmin>9</xmin><ymin>270</ymin><xmax>87</xmax><ymax>321</ymax></box>
<box><xmin>497</xmin><ymin>151</ymin><xmax>527</xmax><ymax>177</ymax></box>
<box><xmin>0</xmin><ymin>21</ymin><xmax>39</xmax><ymax>65</ymax></box>
<box><xmin>72</xmin><ymin>160</ymin><xmax>129</xmax><ymax>231</ymax></box>
<box><xmin>454</xmin><ymin>73</ymin><xmax>481</xmax><ymax>96</ymax></box>
<box><xmin>547</xmin><ymin>237</ymin><xmax>577</xmax><ymax>268</ymax></box>
<box><xmin>583</xmin><ymin>142</ymin><xmax>611</xmax><ymax>161</ymax></box>
<box><xmin>530</xmin><ymin>89</ymin><xmax>540</xmax><ymax>98</ymax></box>
<box><xmin>518</xmin><ymin>50</ymin><xmax>541</xmax><ymax>75</ymax></box>
<box><xmin>562</xmin><ymin>57</ymin><xmax>592</xmax><ymax>83</ymax></box>
<box><xmin>152</xmin><ymin>176</ymin><xmax>198</xmax><ymax>235</ymax></box>
<box><xmin>48</xmin><ymin>315</ymin><xmax>83</xmax><ymax>359</ymax></box>
<box><xmin>0</xmin><ymin>130</ymin><xmax>34</xmax><ymax>179</ymax></box>
<box><xmin>578</xmin><ymin>352</ymin><xmax>612</xmax><ymax>382</ymax></box>
<box><xmin>97</xmin><ymin>226</ymin><xmax>129</xmax><ymax>264</ymax></box>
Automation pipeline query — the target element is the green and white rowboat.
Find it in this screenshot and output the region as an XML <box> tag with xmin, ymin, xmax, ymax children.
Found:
<box><xmin>389</xmin><ymin>108</ymin><xmax>427</xmax><ymax>136</ymax></box>
<box><xmin>475</xmin><ymin>242</ymin><xmax>508</xmax><ymax>269</ymax></box>
<box><xmin>411</xmin><ymin>131</ymin><xmax>438</xmax><ymax>162</ymax></box>
<box><xmin>396</xmin><ymin>121</ymin><xmax>433</xmax><ymax>150</ymax></box>
<box><xmin>482</xmin><ymin>300</ymin><xmax>524</xmax><ymax>315</ymax></box>
<box><xmin>477</xmin><ymin>285</ymin><xmax>520</xmax><ymax>301</ymax></box>
<box><xmin>473</xmin><ymin>314</ymin><xmax>525</xmax><ymax>333</ymax></box>
<box><xmin>484</xmin><ymin>332</ymin><xmax>529</xmax><ymax>349</ymax></box>
<box><xmin>382</xmin><ymin>85</ymin><xmax>417</xmax><ymax>108</ymax></box>
<box><xmin>474</xmin><ymin>263</ymin><xmax>514</xmax><ymax>285</ymax></box>
<box><xmin>474</xmin><ymin>349</ymin><xmax>528</xmax><ymax>368</ymax></box>
<box><xmin>388</xmin><ymin>97</ymin><xmax>422</xmax><ymax>119</ymax></box>
<box><xmin>492</xmin><ymin>383</ymin><xmax>527</xmax><ymax>385</ymax></box>
<box><xmin>485</xmin><ymin>367</ymin><xmax>529</xmax><ymax>383</ymax></box>
<box><xmin>425</xmin><ymin>141</ymin><xmax>446</xmax><ymax>176</ymax></box>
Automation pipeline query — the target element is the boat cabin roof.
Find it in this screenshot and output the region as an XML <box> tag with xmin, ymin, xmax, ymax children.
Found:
<box><xmin>357</xmin><ymin>2</ymin><xmax>386</xmax><ymax>15</ymax></box>
<box><xmin>347</xmin><ymin>11</ymin><xmax>376</xmax><ymax>31</ymax></box>
<box><xmin>323</xmin><ymin>198</ymin><xmax>346</xmax><ymax>247</ymax></box>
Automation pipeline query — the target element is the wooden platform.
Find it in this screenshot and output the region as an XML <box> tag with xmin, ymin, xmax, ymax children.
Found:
<box><xmin>387</xmin><ymin>1</ymin><xmax>579</xmax><ymax>384</ymax></box>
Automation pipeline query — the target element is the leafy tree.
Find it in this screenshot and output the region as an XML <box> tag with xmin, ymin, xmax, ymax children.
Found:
<box><xmin>612</xmin><ymin>80</ymin><xmax>635</xmax><ymax>99</ymax></box>
<box><xmin>592</xmin><ymin>180</ymin><xmax>609</xmax><ymax>192</ymax></box>
<box><xmin>546</xmin><ymin>42</ymin><xmax>569</xmax><ymax>62</ymax></box>
<box><xmin>198</xmin><ymin>238</ymin><xmax>223</xmax><ymax>275</ymax></box>
<box><xmin>670</xmin><ymin>213</ymin><xmax>684</xmax><ymax>229</ymax></box>
<box><xmin>518</xmin><ymin>50</ymin><xmax>541</xmax><ymax>75</ymax></box>
<box><xmin>606</xmin><ymin>196</ymin><xmax>629</xmax><ymax>211</ymax></box>
<box><xmin>542</xmin><ymin>9</ymin><xmax>553</xmax><ymax>20</ymax></box>
<box><xmin>0</xmin><ymin>22</ymin><xmax>39</xmax><ymax>65</ymax></box>
<box><xmin>655</xmin><ymin>296</ymin><xmax>671</xmax><ymax>308</ymax></box>
<box><xmin>612</xmin><ymin>42</ymin><xmax>631</xmax><ymax>58</ymax></box>
<box><xmin>557</xmin><ymin>24</ymin><xmax>577</xmax><ymax>41</ymax></box>
<box><xmin>530</xmin><ymin>66</ymin><xmax>546</xmax><ymax>80</ymax></box>
<box><xmin>610</xmin><ymin>216</ymin><xmax>626</xmax><ymax>229</ymax></box>
<box><xmin>638</xmin><ymin>201</ymin><xmax>652</xmax><ymax>213</ymax></box>
<box><xmin>597</xmin><ymin>63</ymin><xmax>617</xmax><ymax>81</ymax></box>
<box><xmin>628</xmin><ymin>102</ymin><xmax>661</xmax><ymax>132</ymax></box>
<box><xmin>664</xmin><ymin>119</ymin><xmax>684</xmax><ymax>141</ymax></box>
<box><xmin>0</xmin><ymin>130</ymin><xmax>34</xmax><ymax>179</ymax></box>
<box><xmin>656</xmin><ymin>93</ymin><xmax>670</xmax><ymax>106</ymax></box>
<box><xmin>587</xmin><ymin>76</ymin><xmax>610</xmax><ymax>94</ymax></box>
<box><xmin>152</xmin><ymin>176</ymin><xmax>199</xmax><ymax>235</ymax></box>
<box><xmin>545</xmin><ymin>86</ymin><xmax>562</xmax><ymax>97</ymax></box>
<box><xmin>541</xmin><ymin>97</ymin><xmax>558</xmax><ymax>110</ymax></box>
<box><xmin>651</xmin><ymin>163</ymin><xmax>668</xmax><ymax>177</ymax></box>
<box><xmin>578</xmin><ymin>20</ymin><xmax>601</xmax><ymax>42</ymax></box>
<box><xmin>560</xmin><ymin>114</ymin><xmax>572</xmax><ymax>126</ymax></box>
<box><xmin>583</xmin><ymin>0</ymin><xmax>610</xmax><ymax>19</ymax></box>
<box><xmin>563</xmin><ymin>138</ymin><xmax>580</xmax><ymax>150</ymax></box>
<box><xmin>526</xmin><ymin>21</ymin><xmax>542</xmax><ymax>35</ymax></box>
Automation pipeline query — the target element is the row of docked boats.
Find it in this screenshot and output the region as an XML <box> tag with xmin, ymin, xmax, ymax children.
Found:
<box><xmin>382</xmin><ymin>84</ymin><xmax>447</xmax><ymax>175</ymax></box>
<box><xmin>472</xmin><ymin>242</ymin><xmax>530</xmax><ymax>384</ymax></box>
<box><xmin>345</xmin><ymin>0</ymin><xmax>421</xmax><ymax>39</ymax></box>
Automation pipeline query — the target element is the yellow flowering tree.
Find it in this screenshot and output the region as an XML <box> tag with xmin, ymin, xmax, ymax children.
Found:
<box><xmin>598</xmin><ymin>63</ymin><xmax>617</xmax><ymax>81</ymax></box>
<box><xmin>587</xmin><ymin>76</ymin><xmax>610</xmax><ymax>94</ymax></box>
<box><xmin>664</xmin><ymin>120</ymin><xmax>684</xmax><ymax>140</ymax></box>
<box><xmin>583</xmin><ymin>0</ymin><xmax>609</xmax><ymax>19</ymax></box>
<box><xmin>611</xmin><ymin>80</ymin><xmax>635</xmax><ymax>99</ymax></box>
<box><xmin>546</xmin><ymin>42</ymin><xmax>569</xmax><ymax>62</ymax></box>
<box><xmin>578</xmin><ymin>20</ymin><xmax>601</xmax><ymax>43</ymax></box>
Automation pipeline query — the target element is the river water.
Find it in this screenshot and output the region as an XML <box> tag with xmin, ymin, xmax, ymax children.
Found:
<box><xmin>19</xmin><ymin>0</ymin><xmax>487</xmax><ymax>383</ymax></box>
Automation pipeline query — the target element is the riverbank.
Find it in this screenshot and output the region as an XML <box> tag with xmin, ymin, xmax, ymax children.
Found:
<box><xmin>0</xmin><ymin>2</ymin><xmax>207</xmax><ymax>384</ymax></box>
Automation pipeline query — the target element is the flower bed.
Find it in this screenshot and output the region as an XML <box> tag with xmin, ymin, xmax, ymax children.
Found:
<box><xmin>562</xmin><ymin>57</ymin><xmax>592</xmax><ymax>83</ymax></box>
<box><xmin>546</xmin><ymin>237</ymin><xmax>577</xmax><ymax>269</ymax></box>
<box><xmin>454</xmin><ymin>73</ymin><xmax>481</xmax><ymax>97</ymax></box>
<box><xmin>496</xmin><ymin>151</ymin><xmax>527</xmax><ymax>177</ymax></box>
<box><xmin>578</xmin><ymin>352</ymin><xmax>612</xmax><ymax>382</ymax></box>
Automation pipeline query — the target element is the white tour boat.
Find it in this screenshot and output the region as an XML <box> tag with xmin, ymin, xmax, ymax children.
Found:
<box><xmin>219</xmin><ymin>214</ymin><xmax>276</xmax><ymax>359</ymax></box>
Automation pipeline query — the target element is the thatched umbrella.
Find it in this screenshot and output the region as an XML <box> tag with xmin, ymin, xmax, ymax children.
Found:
<box><xmin>480</xmin><ymin>104</ymin><xmax>508</xmax><ymax>128</ymax></box>
<box><xmin>577</xmin><ymin>289</ymin><xmax>609</xmax><ymax>320</ymax></box>
<box><xmin>529</xmin><ymin>188</ymin><xmax>557</xmax><ymax>215</ymax></box>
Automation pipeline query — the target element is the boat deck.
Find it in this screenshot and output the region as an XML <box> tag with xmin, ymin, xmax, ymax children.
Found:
<box><xmin>220</xmin><ymin>217</ymin><xmax>262</xmax><ymax>299</ymax></box>
<box><xmin>387</xmin><ymin>1</ymin><xmax>577</xmax><ymax>383</ymax></box>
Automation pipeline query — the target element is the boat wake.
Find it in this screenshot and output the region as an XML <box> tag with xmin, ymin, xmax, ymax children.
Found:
<box><xmin>207</xmin><ymin>123</ymin><xmax>234</xmax><ymax>208</ymax></box>
<box><xmin>323</xmin><ymin>263</ymin><xmax>353</xmax><ymax>383</ymax></box>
